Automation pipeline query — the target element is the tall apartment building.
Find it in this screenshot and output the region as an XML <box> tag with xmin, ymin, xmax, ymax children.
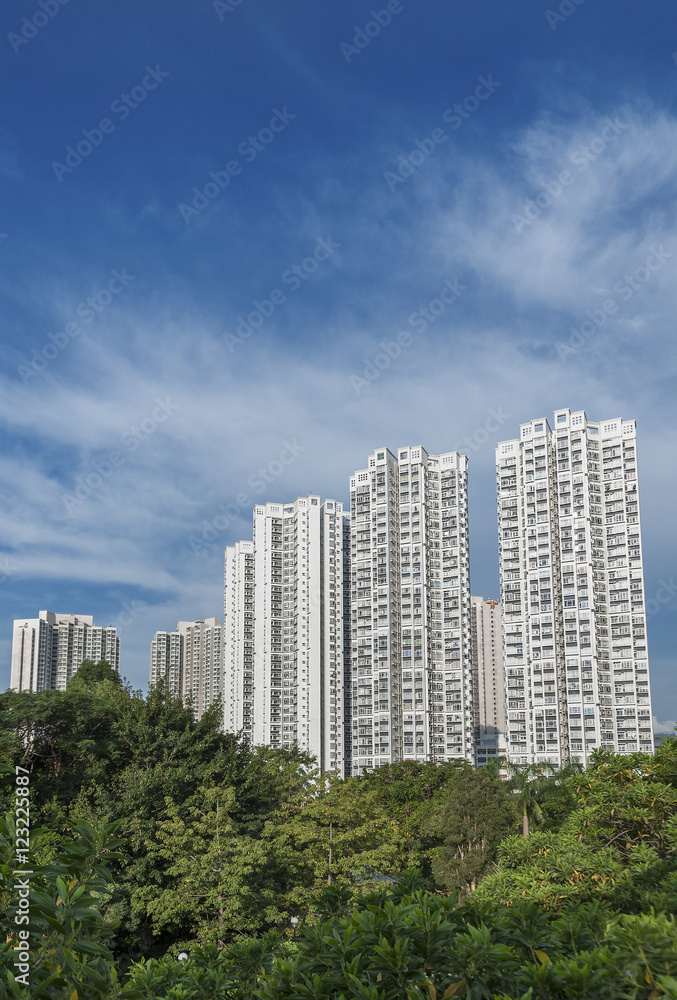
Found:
<box><xmin>223</xmin><ymin>540</ymin><xmax>255</xmax><ymax>740</ymax></box>
<box><xmin>11</xmin><ymin>611</ymin><xmax>120</xmax><ymax>692</ymax></box>
<box><xmin>149</xmin><ymin>617</ymin><xmax>221</xmax><ymax>718</ymax></box>
<box><xmin>224</xmin><ymin>496</ymin><xmax>349</xmax><ymax>774</ymax></box>
<box><xmin>349</xmin><ymin>446</ymin><xmax>473</xmax><ymax>776</ymax></box>
<box><xmin>150</xmin><ymin>630</ymin><xmax>183</xmax><ymax>696</ymax></box>
<box><xmin>471</xmin><ymin>596</ymin><xmax>506</xmax><ymax>766</ymax></box>
<box><xmin>183</xmin><ymin>618</ymin><xmax>222</xmax><ymax>718</ymax></box>
<box><xmin>496</xmin><ymin>408</ymin><xmax>654</xmax><ymax>766</ymax></box>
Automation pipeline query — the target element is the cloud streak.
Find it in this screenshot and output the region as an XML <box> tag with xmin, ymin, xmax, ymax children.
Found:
<box><xmin>1</xmin><ymin>91</ymin><xmax>676</xmax><ymax>705</ymax></box>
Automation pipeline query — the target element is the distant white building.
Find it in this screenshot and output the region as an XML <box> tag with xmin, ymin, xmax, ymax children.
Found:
<box><xmin>224</xmin><ymin>496</ymin><xmax>349</xmax><ymax>774</ymax></box>
<box><xmin>150</xmin><ymin>617</ymin><xmax>221</xmax><ymax>719</ymax></box>
<box><xmin>11</xmin><ymin>611</ymin><xmax>120</xmax><ymax>692</ymax></box>
<box><xmin>496</xmin><ymin>408</ymin><xmax>654</xmax><ymax>766</ymax></box>
<box><xmin>150</xmin><ymin>630</ymin><xmax>183</xmax><ymax>697</ymax></box>
<box><xmin>471</xmin><ymin>597</ymin><xmax>506</xmax><ymax>765</ymax></box>
<box><xmin>223</xmin><ymin>541</ymin><xmax>256</xmax><ymax>740</ymax></box>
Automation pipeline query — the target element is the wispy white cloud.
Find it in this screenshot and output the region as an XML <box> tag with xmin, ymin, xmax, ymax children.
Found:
<box><xmin>422</xmin><ymin>106</ymin><xmax>677</xmax><ymax>316</ymax></box>
<box><xmin>2</xmin><ymin>97</ymin><xmax>677</xmax><ymax>697</ymax></box>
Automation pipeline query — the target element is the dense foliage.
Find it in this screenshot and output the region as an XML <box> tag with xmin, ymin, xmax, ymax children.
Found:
<box><xmin>0</xmin><ymin>669</ymin><xmax>518</xmax><ymax>962</ymax></box>
<box><xmin>2</xmin><ymin>664</ymin><xmax>677</xmax><ymax>998</ymax></box>
<box><xmin>0</xmin><ymin>807</ymin><xmax>123</xmax><ymax>1000</ymax></box>
<box><xmin>135</xmin><ymin>888</ymin><xmax>677</xmax><ymax>1000</ymax></box>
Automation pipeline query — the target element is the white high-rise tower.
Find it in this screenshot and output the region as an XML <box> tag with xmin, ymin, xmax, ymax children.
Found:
<box><xmin>471</xmin><ymin>596</ymin><xmax>506</xmax><ymax>766</ymax></box>
<box><xmin>496</xmin><ymin>409</ymin><xmax>654</xmax><ymax>766</ymax></box>
<box><xmin>348</xmin><ymin>446</ymin><xmax>473</xmax><ymax>775</ymax></box>
<box><xmin>11</xmin><ymin>611</ymin><xmax>120</xmax><ymax>692</ymax></box>
<box><xmin>223</xmin><ymin>540</ymin><xmax>256</xmax><ymax>740</ymax></box>
<box><xmin>149</xmin><ymin>617</ymin><xmax>222</xmax><ymax>719</ymax></box>
<box><xmin>224</xmin><ymin>496</ymin><xmax>349</xmax><ymax>774</ymax></box>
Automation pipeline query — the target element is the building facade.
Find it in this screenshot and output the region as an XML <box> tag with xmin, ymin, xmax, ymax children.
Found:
<box><xmin>224</xmin><ymin>496</ymin><xmax>349</xmax><ymax>774</ymax></box>
<box><xmin>150</xmin><ymin>630</ymin><xmax>183</xmax><ymax>697</ymax></box>
<box><xmin>223</xmin><ymin>540</ymin><xmax>256</xmax><ymax>740</ymax></box>
<box><xmin>348</xmin><ymin>446</ymin><xmax>473</xmax><ymax>776</ymax></box>
<box><xmin>11</xmin><ymin>611</ymin><xmax>120</xmax><ymax>692</ymax></box>
<box><xmin>182</xmin><ymin>618</ymin><xmax>222</xmax><ymax>718</ymax></box>
<box><xmin>471</xmin><ymin>596</ymin><xmax>506</xmax><ymax>766</ymax></box>
<box><xmin>496</xmin><ymin>408</ymin><xmax>654</xmax><ymax>766</ymax></box>
<box><xmin>149</xmin><ymin>617</ymin><xmax>221</xmax><ymax>718</ymax></box>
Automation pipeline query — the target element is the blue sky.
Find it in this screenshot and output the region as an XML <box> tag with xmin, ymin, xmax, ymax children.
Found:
<box><xmin>1</xmin><ymin>0</ymin><xmax>676</xmax><ymax>726</ymax></box>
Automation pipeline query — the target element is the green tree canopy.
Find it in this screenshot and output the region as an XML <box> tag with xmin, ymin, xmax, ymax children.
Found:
<box><xmin>425</xmin><ymin>765</ymin><xmax>517</xmax><ymax>893</ymax></box>
<box><xmin>68</xmin><ymin>658</ymin><xmax>122</xmax><ymax>694</ymax></box>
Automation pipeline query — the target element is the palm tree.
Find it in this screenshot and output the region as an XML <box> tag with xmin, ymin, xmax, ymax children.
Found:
<box><xmin>481</xmin><ymin>756</ymin><xmax>505</xmax><ymax>781</ymax></box>
<box><xmin>503</xmin><ymin>760</ymin><xmax>554</xmax><ymax>837</ymax></box>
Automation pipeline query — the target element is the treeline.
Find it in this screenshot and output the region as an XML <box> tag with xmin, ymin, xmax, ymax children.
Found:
<box><xmin>0</xmin><ymin>661</ymin><xmax>520</xmax><ymax>961</ymax></box>
<box><xmin>1</xmin><ymin>661</ymin><xmax>677</xmax><ymax>998</ymax></box>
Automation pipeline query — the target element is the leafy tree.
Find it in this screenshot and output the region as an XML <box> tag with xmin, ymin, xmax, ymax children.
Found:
<box><xmin>474</xmin><ymin>749</ymin><xmax>677</xmax><ymax>915</ymax></box>
<box><xmin>73</xmin><ymin>687</ymin><xmax>247</xmax><ymax>965</ymax></box>
<box><xmin>537</xmin><ymin>758</ymin><xmax>585</xmax><ymax>831</ymax></box>
<box><xmin>137</xmin><ymin>784</ymin><xmax>285</xmax><ymax>945</ymax></box>
<box><xmin>652</xmin><ymin>734</ymin><xmax>677</xmax><ymax>787</ymax></box>
<box><xmin>0</xmin><ymin>812</ymin><xmax>124</xmax><ymax>1000</ymax></box>
<box><xmin>364</xmin><ymin>759</ymin><xmax>467</xmax><ymax>829</ymax></box>
<box><xmin>0</xmin><ymin>688</ymin><xmax>127</xmax><ymax>825</ymax></box>
<box><xmin>68</xmin><ymin>659</ymin><xmax>122</xmax><ymax>694</ymax></box>
<box><xmin>565</xmin><ymin>748</ymin><xmax>677</xmax><ymax>856</ymax></box>
<box><xmin>263</xmin><ymin>771</ymin><xmax>412</xmax><ymax>912</ymax></box>
<box><xmin>425</xmin><ymin>766</ymin><xmax>517</xmax><ymax>893</ymax></box>
<box><xmin>472</xmin><ymin>830</ymin><xmax>631</xmax><ymax>909</ymax></box>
